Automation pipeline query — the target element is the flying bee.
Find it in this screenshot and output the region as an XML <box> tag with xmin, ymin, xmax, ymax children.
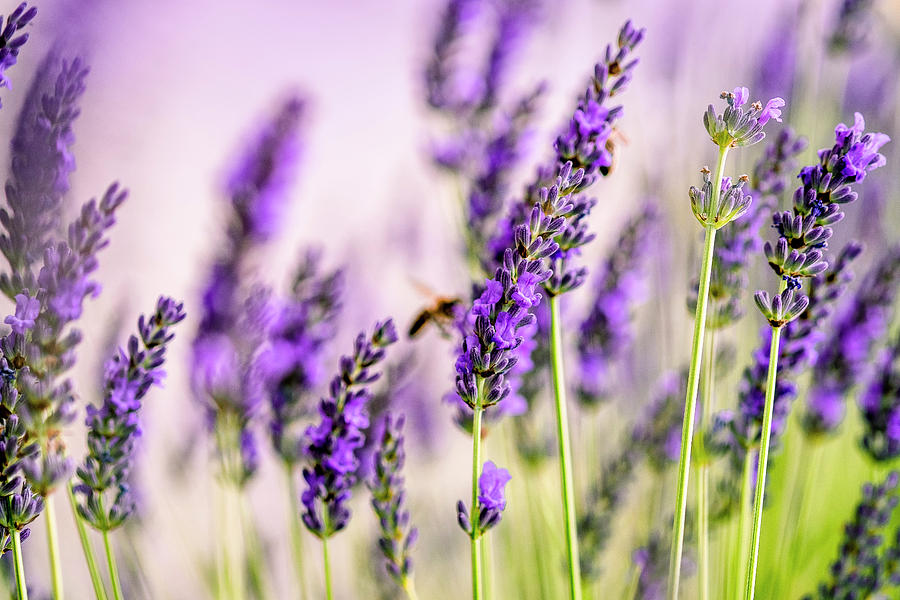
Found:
<box><xmin>407</xmin><ymin>281</ymin><xmax>463</xmax><ymax>339</ymax></box>
<box><xmin>599</xmin><ymin>126</ymin><xmax>628</xmax><ymax>176</ymax></box>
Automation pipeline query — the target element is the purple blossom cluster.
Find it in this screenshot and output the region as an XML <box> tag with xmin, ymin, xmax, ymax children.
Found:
<box><xmin>859</xmin><ymin>335</ymin><xmax>900</xmax><ymax>461</ymax></box>
<box><xmin>0</xmin><ymin>56</ymin><xmax>87</xmax><ymax>297</ymax></box>
<box><xmin>367</xmin><ymin>412</ymin><xmax>418</xmax><ymax>589</ymax></box>
<box><xmin>576</xmin><ymin>205</ymin><xmax>657</xmax><ymax>404</ymax></box>
<box><xmin>262</xmin><ymin>250</ymin><xmax>343</xmax><ymax>466</ymax></box>
<box><xmin>0</xmin><ymin>3</ymin><xmax>36</xmax><ymax>106</ymax></box>
<box><xmin>301</xmin><ymin>319</ymin><xmax>398</xmax><ymax>537</ymax></box>
<box><xmin>75</xmin><ymin>297</ymin><xmax>185</xmax><ymax>531</ymax></box>
<box><xmin>457</xmin><ymin>460</ymin><xmax>511</xmax><ymax>535</ymax></box>
<box><xmin>728</xmin><ymin>243</ymin><xmax>862</xmax><ymax>450</ymax></box>
<box><xmin>803</xmin><ymin>248</ymin><xmax>900</xmax><ymax>435</ymax></box>
<box><xmin>806</xmin><ymin>472</ymin><xmax>900</xmax><ymax>599</ymax></box>
<box><xmin>702</xmin><ymin>129</ymin><xmax>808</xmax><ymax>329</ymax></box>
<box><xmin>191</xmin><ymin>97</ymin><xmax>305</xmax><ymax>484</ymax></box>
<box><xmin>0</xmin><ymin>356</ymin><xmax>41</xmax><ymax>550</ymax></box>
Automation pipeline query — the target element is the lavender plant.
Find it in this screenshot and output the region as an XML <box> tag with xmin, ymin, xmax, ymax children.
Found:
<box><xmin>803</xmin><ymin>472</ymin><xmax>900</xmax><ymax>599</ymax></box>
<box><xmin>860</xmin><ymin>334</ymin><xmax>900</xmax><ymax>462</ymax></box>
<box><xmin>576</xmin><ymin>205</ymin><xmax>657</xmax><ymax>405</ymax></box>
<box><xmin>74</xmin><ymin>297</ymin><xmax>185</xmax><ymax>600</ymax></box>
<box><xmin>0</xmin><ymin>3</ymin><xmax>36</xmax><ymax>109</ymax></box>
<box><xmin>190</xmin><ymin>96</ymin><xmax>304</xmax><ymax>599</ymax></box>
<box><xmin>300</xmin><ymin>319</ymin><xmax>398</xmax><ymax>599</ymax></box>
<box><xmin>744</xmin><ymin>112</ymin><xmax>889</xmax><ymax>600</ymax></box>
<box><xmin>367</xmin><ymin>412</ymin><xmax>419</xmax><ymax>599</ymax></box>
<box><xmin>669</xmin><ymin>86</ymin><xmax>784</xmax><ymax>600</ymax></box>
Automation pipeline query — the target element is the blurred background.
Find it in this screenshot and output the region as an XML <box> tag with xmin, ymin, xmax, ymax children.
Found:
<box><xmin>1</xmin><ymin>0</ymin><xmax>899</xmax><ymax>597</ymax></box>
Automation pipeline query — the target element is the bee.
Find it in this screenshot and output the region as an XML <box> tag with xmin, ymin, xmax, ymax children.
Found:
<box><xmin>599</xmin><ymin>127</ymin><xmax>628</xmax><ymax>176</ymax></box>
<box><xmin>407</xmin><ymin>281</ymin><xmax>463</xmax><ymax>339</ymax></box>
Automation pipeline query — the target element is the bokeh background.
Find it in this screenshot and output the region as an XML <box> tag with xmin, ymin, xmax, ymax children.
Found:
<box><xmin>1</xmin><ymin>0</ymin><xmax>900</xmax><ymax>597</ymax></box>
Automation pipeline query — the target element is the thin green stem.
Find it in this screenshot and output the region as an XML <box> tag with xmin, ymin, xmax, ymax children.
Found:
<box><xmin>44</xmin><ymin>495</ymin><xmax>64</xmax><ymax>599</ymax></box>
<box><xmin>67</xmin><ymin>485</ymin><xmax>108</xmax><ymax>600</ymax></box>
<box><xmin>743</xmin><ymin>325</ymin><xmax>783</xmax><ymax>600</ymax></box>
<box><xmin>667</xmin><ymin>225</ymin><xmax>717</xmax><ymax>599</ymax></box>
<box><xmin>322</xmin><ymin>537</ymin><xmax>333</xmax><ymax>600</ymax></box>
<box><xmin>470</xmin><ymin>400</ymin><xmax>484</xmax><ymax>600</ymax></box>
<box><xmin>549</xmin><ymin>295</ymin><xmax>582</xmax><ymax>600</ymax></box>
<box><xmin>735</xmin><ymin>449</ymin><xmax>754</xmax><ymax>598</ymax></box>
<box><xmin>285</xmin><ymin>465</ymin><xmax>309</xmax><ymax>600</ymax></box>
<box><xmin>697</xmin><ymin>327</ymin><xmax>716</xmax><ymax>600</ymax></box>
<box><xmin>11</xmin><ymin>529</ymin><xmax>27</xmax><ymax>600</ymax></box>
<box><xmin>668</xmin><ymin>144</ymin><xmax>729</xmax><ymax>600</ymax></box>
<box><xmin>102</xmin><ymin>530</ymin><xmax>123</xmax><ymax>600</ymax></box>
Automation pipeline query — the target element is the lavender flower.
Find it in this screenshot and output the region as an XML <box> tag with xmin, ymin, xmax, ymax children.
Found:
<box><xmin>0</xmin><ymin>357</ymin><xmax>41</xmax><ymax>552</ymax></box>
<box><xmin>457</xmin><ymin>460</ymin><xmax>510</xmax><ymax>535</ymax></box>
<box><xmin>74</xmin><ymin>297</ymin><xmax>185</xmax><ymax>531</ymax></box>
<box><xmin>301</xmin><ymin>319</ymin><xmax>398</xmax><ymax>537</ymax></box>
<box><xmin>368</xmin><ymin>412</ymin><xmax>418</xmax><ymax>590</ymax></box>
<box><xmin>803</xmin><ymin>248</ymin><xmax>900</xmax><ymax>435</ymax></box>
<box><xmin>699</xmin><ymin>130</ymin><xmax>806</xmax><ymax>329</ymax></box>
<box><xmin>489</xmin><ymin>20</ymin><xmax>645</xmax><ymax>273</ymax></box>
<box><xmin>0</xmin><ymin>56</ymin><xmax>88</xmax><ymax>297</ymax></box>
<box><xmin>424</xmin><ymin>0</ymin><xmax>480</xmax><ymax>113</ymax></box>
<box><xmin>728</xmin><ymin>242</ymin><xmax>862</xmax><ymax>451</ymax></box>
<box><xmin>805</xmin><ymin>472</ymin><xmax>900</xmax><ymax>599</ymax></box>
<box><xmin>859</xmin><ymin>335</ymin><xmax>900</xmax><ymax>461</ymax></box>
<box><xmin>262</xmin><ymin>250</ymin><xmax>343</xmax><ymax>466</ymax></box>
<box><xmin>703</xmin><ymin>87</ymin><xmax>784</xmax><ymax>148</ymax></box>
<box><xmin>576</xmin><ymin>205</ymin><xmax>657</xmax><ymax>404</ymax></box>
<box><xmin>0</xmin><ymin>3</ymin><xmax>36</xmax><ymax>106</ymax></box>
<box><xmin>192</xmin><ymin>96</ymin><xmax>305</xmax><ymax>483</ymax></box>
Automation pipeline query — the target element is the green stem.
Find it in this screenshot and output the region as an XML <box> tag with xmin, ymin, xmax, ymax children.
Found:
<box><xmin>668</xmin><ymin>145</ymin><xmax>729</xmax><ymax>600</ymax></box>
<box><xmin>697</xmin><ymin>327</ymin><xmax>716</xmax><ymax>600</ymax></box>
<box><xmin>102</xmin><ymin>530</ymin><xmax>123</xmax><ymax>600</ymax></box>
<box><xmin>44</xmin><ymin>495</ymin><xmax>64</xmax><ymax>599</ymax></box>
<box><xmin>548</xmin><ymin>295</ymin><xmax>582</xmax><ymax>600</ymax></box>
<box><xmin>667</xmin><ymin>225</ymin><xmax>717</xmax><ymax>600</ymax></box>
<box><xmin>470</xmin><ymin>401</ymin><xmax>484</xmax><ymax>600</ymax></box>
<box><xmin>66</xmin><ymin>485</ymin><xmax>108</xmax><ymax>600</ymax></box>
<box><xmin>735</xmin><ymin>449</ymin><xmax>754</xmax><ymax>598</ymax></box>
<box><xmin>743</xmin><ymin>325</ymin><xmax>783</xmax><ymax>600</ymax></box>
<box><xmin>322</xmin><ymin>537</ymin><xmax>333</xmax><ymax>600</ymax></box>
<box><xmin>285</xmin><ymin>465</ymin><xmax>309</xmax><ymax>600</ymax></box>
<box><xmin>239</xmin><ymin>493</ymin><xmax>274</xmax><ymax>600</ymax></box>
<box><xmin>11</xmin><ymin>529</ymin><xmax>27</xmax><ymax>600</ymax></box>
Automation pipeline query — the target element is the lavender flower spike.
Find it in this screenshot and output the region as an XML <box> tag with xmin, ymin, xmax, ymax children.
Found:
<box><xmin>0</xmin><ymin>56</ymin><xmax>89</xmax><ymax>297</ymax></box>
<box><xmin>859</xmin><ymin>334</ymin><xmax>900</xmax><ymax>462</ymax></box>
<box><xmin>75</xmin><ymin>297</ymin><xmax>186</xmax><ymax>531</ymax></box>
<box><xmin>804</xmin><ymin>472</ymin><xmax>900</xmax><ymax>599</ymax></box>
<box><xmin>301</xmin><ymin>319</ymin><xmax>398</xmax><ymax>538</ymax></box>
<box><xmin>368</xmin><ymin>413</ymin><xmax>418</xmax><ymax>596</ymax></box>
<box><xmin>263</xmin><ymin>250</ymin><xmax>343</xmax><ymax>466</ymax></box>
<box><xmin>803</xmin><ymin>247</ymin><xmax>900</xmax><ymax>436</ymax></box>
<box><xmin>0</xmin><ymin>3</ymin><xmax>37</xmax><ymax>104</ymax></box>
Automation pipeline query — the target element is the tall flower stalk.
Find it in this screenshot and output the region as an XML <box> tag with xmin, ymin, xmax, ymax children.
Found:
<box><xmin>190</xmin><ymin>96</ymin><xmax>305</xmax><ymax>599</ymax></box>
<box><xmin>743</xmin><ymin>112</ymin><xmax>889</xmax><ymax>600</ymax></box>
<box><xmin>73</xmin><ymin>297</ymin><xmax>185</xmax><ymax>600</ymax></box>
<box><xmin>668</xmin><ymin>87</ymin><xmax>783</xmax><ymax>600</ymax></box>
<box><xmin>300</xmin><ymin>320</ymin><xmax>397</xmax><ymax>599</ymax></box>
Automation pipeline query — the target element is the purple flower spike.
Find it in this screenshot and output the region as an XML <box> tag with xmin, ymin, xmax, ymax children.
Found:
<box><xmin>300</xmin><ymin>320</ymin><xmax>397</xmax><ymax>538</ymax></box>
<box><xmin>75</xmin><ymin>297</ymin><xmax>186</xmax><ymax>531</ymax></box>
<box><xmin>0</xmin><ymin>3</ymin><xmax>37</xmax><ymax>101</ymax></box>
<box><xmin>860</xmin><ymin>336</ymin><xmax>900</xmax><ymax>462</ymax></box>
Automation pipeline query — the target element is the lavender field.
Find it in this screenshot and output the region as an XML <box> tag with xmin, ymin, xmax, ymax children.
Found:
<box><xmin>0</xmin><ymin>0</ymin><xmax>897</xmax><ymax>598</ymax></box>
